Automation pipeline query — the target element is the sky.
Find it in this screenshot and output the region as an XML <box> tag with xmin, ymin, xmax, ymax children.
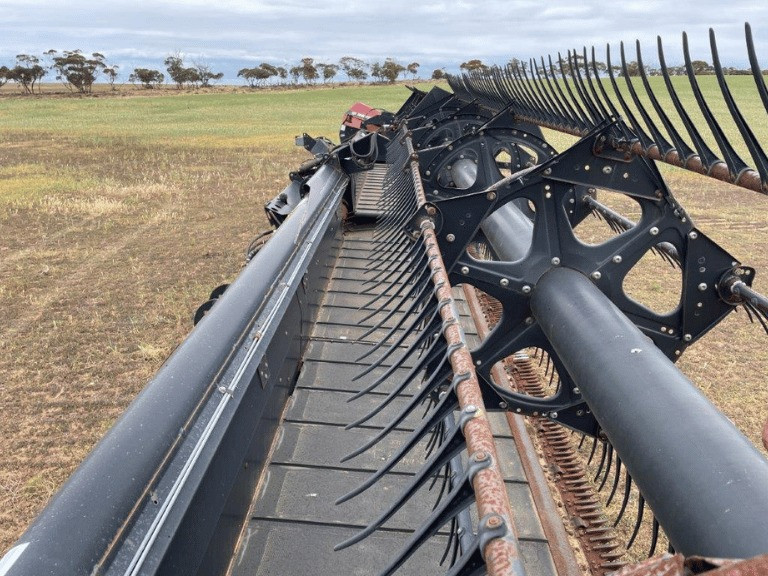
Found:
<box><xmin>2</xmin><ymin>0</ymin><xmax>768</xmax><ymax>83</ymax></box>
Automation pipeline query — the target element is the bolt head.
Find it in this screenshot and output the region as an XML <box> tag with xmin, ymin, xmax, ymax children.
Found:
<box><xmin>473</xmin><ymin>451</ymin><xmax>489</xmax><ymax>462</ymax></box>
<box><xmin>500</xmin><ymin>278</ymin><xmax>510</xmax><ymax>287</ymax></box>
<box><xmin>689</xmin><ymin>231</ymin><xmax>698</xmax><ymax>240</ymax></box>
<box><xmin>446</xmin><ymin>233</ymin><xmax>456</xmax><ymax>242</ymax></box>
<box><xmin>650</xmin><ymin>226</ymin><xmax>660</xmax><ymax>236</ymax></box>
<box><xmin>486</xmin><ymin>515</ymin><xmax>503</xmax><ymax>528</ymax></box>
<box><xmin>460</xmin><ymin>266</ymin><xmax>470</xmax><ymax>275</ymax></box>
<box><xmin>551</xmin><ymin>257</ymin><xmax>561</xmax><ymax>266</ymax></box>
<box><xmin>612</xmin><ymin>255</ymin><xmax>622</xmax><ymax>264</ymax></box>
<box><xmin>602</xmin><ymin>165</ymin><xmax>613</xmax><ymax>174</ymax></box>
<box><xmin>591</xmin><ymin>271</ymin><xmax>602</xmax><ymax>280</ymax></box>
<box><xmin>683</xmin><ymin>334</ymin><xmax>692</xmax><ymax>342</ymax></box>
<box><xmin>486</xmin><ymin>191</ymin><xmax>497</xmax><ymax>201</ymax></box>
<box><xmin>550</xmin><ymin>411</ymin><xmax>559</xmax><ymax>419</ymax></box>
<box><xmin>698</xmin><ymin>283</ymin><xmax>707</xmax><ymax>292</ymax></box>
<box><xmin>573</xmin><ymin>387</ymin><xmax>580</xmax><ymax>395</ymax></box>
<box><xmin>522</xmin><ymin>284</ymin><xmax>531</xmax><ymax>294</ymax></box>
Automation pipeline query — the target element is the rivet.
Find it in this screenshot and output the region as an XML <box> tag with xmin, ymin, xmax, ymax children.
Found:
<box><xmin>544</xmin><ymin>168</ymin><xmax>552</xmax><ymax>175</ymax></box>
<box><xmin>698</xmin><ymin>283</ymin><xmax>707</xmax><ymax>292</ymax></box>
<box><xmin>461</xmin><ymin>266</ymin><xmax>470</xmax><ymax>274</ymax></box>
<box><xmin>650</xmin><ymin>226</ymin><xmax>659</xmax><ymax>236</ymax></box>
<box><xmin>591</xmin><ymin>271</ymin><xmax>602</xmax><ymax>280</ymax></box>
<box><xmin>499</xmin><ymin>401</ymin><xmax>508</xmax><ymax>409</ymax></box>
<box><xmin>522</xmin><ymin>285</ymin><xmax>532</xmax><ymax>294</ymax></box>
<box><xmin>573</xmin><ymin>387</ymin><xmax>580</xmax><ymax>394</ymax></box>
<box><xmin>630</xmin><ymin>348</ymin><xmax>642</xmax><ymax>354</ymax></box>
<box><xmin>689</xmin><ymin>231</ymin><xmax>698</xmax><ymax>240</ymax></box>
<box><xmin>551</xmin><ymin>257</ymin><xmax>561</xmax><ymax>265</ymax></box>
<box><xmin>683</xmin><ymin>334</ymin><xmax>692</xmax><ymax>342</ymax></box>
<box><xmin>612</xmin><ymin>255</ymin><xmax>622</xmax><ymax>264</ymax></box>
<box><xmin>525</xmin><ymin>316</ymin><xmax>534</xmax><ymax>325</ymax></box>
<box><xmin>425</xmin><ymin>170</ymin><xmax>431</xmax><ymax>176</ymax></box>
<box><xmin>465</xmin><ymin>404</ymin><xmax>478</xmax><ymax>413</ymax></box>
<box><xmin>487</xmin><ymin>515</ymin><xmax>503</xmax><ymax>528</ymax></box>
<box><xmin>602</xmin><ymin>166</ymin><xmax>612</xmax><ymax>174</ymax></box>
<box><xmin>446</xmin><ymin>233</ymin><xmax>456</xmax><ymax>242</ymax></box>
<box><xmin>550</xmin><ymin>411</ymin><xmax>558</xmax><ymax>419</ymax></box>
<box><xmin>500</xmin><ymin>278</ymin><xmax>510</xmax><ymax>287</ymax></box>
<box><xmin>486</xmin><ymin>191</ymin><xmax>497</xmax><ymax>201</ymax></box>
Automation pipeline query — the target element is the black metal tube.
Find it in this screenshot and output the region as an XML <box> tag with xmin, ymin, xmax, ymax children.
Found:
<box><xmin>530</xmin><ymin>266</ymin><xmax>768</xmax><ymax>558</ymax></box>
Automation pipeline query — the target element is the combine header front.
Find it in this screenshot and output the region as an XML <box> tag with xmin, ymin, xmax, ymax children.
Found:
<box><xmin>3</xmin><ymin>24</ymin><xmax>768</xmax><ymax>576</ymax></box>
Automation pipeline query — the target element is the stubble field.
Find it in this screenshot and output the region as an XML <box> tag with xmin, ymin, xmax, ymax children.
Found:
<box><xmin>1</xmin><ymin>78</ymin><xmax>767</xmax><ymax>555</ymax></box>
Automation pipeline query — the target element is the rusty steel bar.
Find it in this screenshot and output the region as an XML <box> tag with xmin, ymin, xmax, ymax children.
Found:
<box><xmin>406</xmin><ymin>135</ymin><xmax>525</xmax><ymax>576</ymax></box>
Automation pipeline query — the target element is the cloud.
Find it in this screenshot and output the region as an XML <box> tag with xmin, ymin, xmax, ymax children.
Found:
<box><xmin>1</xmin><ymin>0</ymin><xmax>766</xmax><ymax>80</ymax></box>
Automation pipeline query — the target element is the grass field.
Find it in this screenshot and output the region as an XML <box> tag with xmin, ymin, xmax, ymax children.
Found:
<box><xmin>1</xmin><ymin>78</ymin><xmax>767</xmax><ymax>556</ymax></box>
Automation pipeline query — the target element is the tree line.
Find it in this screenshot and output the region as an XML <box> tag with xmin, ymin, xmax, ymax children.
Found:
<box><xmin>0</xmin><ymin>50</ymin><xmax>444</xmax><ymax>94</ymax></box>
<box><xmin>3</xmin><ymin>50</ymin><xmax>755</xmax><ymax>95</ymax></box>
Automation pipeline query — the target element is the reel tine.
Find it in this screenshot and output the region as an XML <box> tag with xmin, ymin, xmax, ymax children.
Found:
<box><xmin>337</xmin><ymin>393</ymin><xmax>466</xmax><ymax>505</ymax></box>
<box><xmin>354</xmin><ymin>301</ymin><xmax>438</xmax><ymax>378</ymax></box>
<box><xmin>355</xmin><ymin>305</ymin><xmax>440</xmax><ymax>364</ymax></box>
<box><xmin>598</xmin><ymin>444</ymin><xmax>615</xmax><ymax>492</ymax></box>
<box><xmin>606</xmin><ymin>455</ymin><xmax>623</xmax><ymax>505</ymax></box>
<box><xmin>627</xmin><ymin>493</ymin><xmax>646</xmax><ymax>550</ymax></box>
<box><xmin>657</xmin><ymin>35</ymin><xmax>721</xmax><ymax>170</ymax></box>
<box><xmin>620</xmin><ymin>41</ymin><xmax>674</xmax><ymax>157</ymax></box>
<box><xmin>614</xmin><ymin>468</ymin><xmax>633</xmax><ymax>526</ymax></box>
<box><xmin>587</xmin><ymin>436</ymin><xmax>599</xmax><ymax>465</ymax></box>
<box><xmin>371</xmin><ymin>462</ymin><xmax>484</xmax><ymax>576</ymax></box>
<box><xmin>636</xmin><ymin>39</ymin><xmax>696</xmax><ymax>162</ymax></box>
<box><xmin>348</xmin><ymin>333</ymin><xmax>445</xmax><ymax>404</ymax></box>
<box><xmin>606</xmin><ymin>43</ymin><xmax>653</xmax><ymax>149</ymax></box>
<box><xmin>547</xmin><ymin>54</ymin><xmax>587</xmax><ymax>132</ymax></box>
<box><xmin>709</xmin><ymin>27</ymin><xmax>768</xmax><ymax>186</ymax></box>
<box><xmin>345</xmin><ymin>341</ymin><xmax>452</xmax><ymax>429</ymax></box>
<box><xmin>746</xmin><ymin>23</ymin><xmax>768</xmax><ymax>116</ymax></box>
<box><xmin>682</xmin><ymin>31</ymin><xmax>750</xmax><ymax>179</ymax></box>
<box><xmin>568</xmin><ymin>49</ymin><xmax>599</xmax><ymax>126</ymax></box>
<box><xmin>649</xmin><ymin>516</ymin><xmax>660</xmax><ymax>557</ymax></box>
<box><xmin>594</xmin><ymin>440</ymin><xmax>609</xmax><ymax>483</ymax></box>
<box><xmin>581</xmin><ymin>46</ymin><xmax>611</xmax><ymax>121</ymax></box>
<box><xmin>557</xmin><ymin>51</ymin><xmax>591</xmax><ymax>128</ymax></box>
<box><xmin>334</xmin><ymin>408</ymin><xmax>475</xmax><ymax>554</ymax></box>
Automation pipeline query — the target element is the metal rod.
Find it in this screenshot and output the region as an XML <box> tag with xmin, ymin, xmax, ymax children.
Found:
<box><xmin>530</xmin><ymin>266</ymin><xmax>768</xmax><ymax>558</ymax></box>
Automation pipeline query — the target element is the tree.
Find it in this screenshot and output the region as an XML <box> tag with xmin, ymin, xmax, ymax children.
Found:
<box><xmin>370</xmin><ymin>61</ymin><xmax>384</xmax><ymax>83</ymax></box>
<box><xmin>194</xmin><ymin>62</ymin><xmax>223</xmax><ymax>87</ymax></box>
<box><xmin>380</xmin><ymin>58</ymin><xmax>406</xmax><ymax>83</ymax></box>
<box><xmin>289</xmin><ymin>66</ymin><xmax>302</xmax><ymax>84</ymax></box>
<box><xmin>299</xmin><ymin>58</ymin><xmax>318</xmax><ymax>84</ymax></box>
<box><xmin>339</xmin><ymin>56</ymin><xmax>368</xmax><ymax>82</ymax></box>
<box><xmin>103</xmin><ymin>65</ymin><xmax>119</xmax><ymax>89</ymax></box>
<box><xmin>164</xmin><ymin>54</ymin><xmax>200</xmax><ymax>89</ymax></box>
<box><xmin>460</xmin><ymin>59</ymin><xmax>488</xmax><ymax>73</ymax></box>
<box><xmin>8</xmin><ymin>54</ymin><xmax>47</xmax><ymax>94</ymax></box>
<box><xmin>48</xmin><ymin>49</ymin><xmax>107</xmax><ymax>93</ymax></box>
<box><xmin>318</xmin><ymin>63</ymin><xmax>339</xmax><ymax>83</ymax></box>
<box><xmin>129</xmin><ymin>68</ymin><xmax>164</xmax><ymax>89</ymax></box>
<box><xmin>0</xmin><ymin>66</ymin><xmax>9</xmax><ymax>89</ymax></box>
<box><xmin>431</xmin><ymin>68</ymin><xmax>446</xmax><ymax>80</ymax></box>
<box><xmin>407</xmin><ymin>62</ymin><xmax>420</xmax><ymax>79</ymax></box>
<box><xmin>237</xmin><ymin>64</ymin><xmax>277</xmax><ymax>88</ymax></box>
<box><xmin>690</xmin><ymin>60</ymin><xmax>713</xmax><ymax>75</ymax></box>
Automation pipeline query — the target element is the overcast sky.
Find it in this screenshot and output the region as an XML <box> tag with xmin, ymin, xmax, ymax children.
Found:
<box><xmin>3</xmin><ymin>0</ymin><xmax>767</xmax><ymax>82</ymax></box>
